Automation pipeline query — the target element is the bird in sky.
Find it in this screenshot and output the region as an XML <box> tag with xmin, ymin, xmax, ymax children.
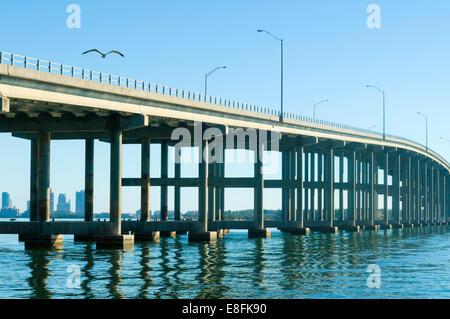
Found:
<box><xmin>82</xmin><ymin>49</ymin><xmax>125</xmax><ymax>59</ymax></box>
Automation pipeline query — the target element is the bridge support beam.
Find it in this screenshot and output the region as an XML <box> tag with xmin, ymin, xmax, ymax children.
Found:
<box><xmin>392</xmin><ymin>154</ymin><xmax>402</xmax><ymax>228</ymax></box>
<box><xmin>74</xmin><ymin>139</ymin><xmax>96</xmax><ymax>241</ymax></box>
<box><xmin>96</xmin><ymin>130</ymin><xmax>134</xmax><ymax>249</ymax></box>
<box><xmin>38</xmin><ymin>131</ymin><xmax>51</xmax><ymax>222</ymax></box>
<box><xmin>160</xmin><ymin>141</ymin><xmax>169</xmax><ymax>222</ymax></box>
<box><xmin>189</xmin><ymin>137</ymin><xmax>217</xmax><ymax>242</ymax></box>
<box><xmin>249</xmin><ymin>132</ymin><xmax>270</xmax><ymax>238</ymax></box>
<box><xmin>29</xmin><ymin>139</ymin><xmax>39</xmax><ymax>222</ymax></box>
<box><xmin>380</xmin><ymin>153</ymin><xmax>391</xmax><ymax>230</ymax></box>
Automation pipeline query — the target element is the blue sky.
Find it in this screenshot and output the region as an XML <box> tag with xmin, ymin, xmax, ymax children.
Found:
<box><xmin>0</xmin><ymin>0</ymin><xmax>449</xmax><ymax>214</ymax></box>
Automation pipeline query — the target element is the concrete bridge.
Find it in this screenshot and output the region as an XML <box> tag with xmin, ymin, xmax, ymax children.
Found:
<box><xmin>0</xmin><ymin>52</ymin><xmax>449</xmax><ymax>248</ymax></box>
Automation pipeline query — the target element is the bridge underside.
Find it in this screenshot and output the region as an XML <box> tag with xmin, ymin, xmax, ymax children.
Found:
<box><xmin>0</xmin><ymin>65</ymin><xmax>449</xmax><ymax>248</ymax></box>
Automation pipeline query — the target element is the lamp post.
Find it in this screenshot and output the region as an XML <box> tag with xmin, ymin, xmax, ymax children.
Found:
<box><xmin>366</xmin><ymin>85</ymin><xmax>386</xmax><ymax>140</ymax></box>
<box><xmin>417</xmin><ymin>112</ymin><xmax>428</xmax><ymax>151</ymax></box>
<box><xmin>204</xmin><ymin>66</ymin><xmax>226</xmax><ymax>99</ymax></box>
<box><xmin>313</xmin><ymin>99</ymin><xmax>329</xmax><ymax>122</ymax></box>
<box><xmin>257</xmin><ymin>29</ymin><xmax>283</xmax><ymax>121</ymax></box>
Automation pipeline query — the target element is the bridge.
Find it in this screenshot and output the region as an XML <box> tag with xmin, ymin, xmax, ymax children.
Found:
<box><xmin>0</xmin><ymin>52</ymin><xmax>449</xmax><ymax>248</ymax></box>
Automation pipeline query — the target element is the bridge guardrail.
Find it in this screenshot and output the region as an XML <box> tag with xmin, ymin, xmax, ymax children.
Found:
<box><xmin>0</xmin><ymin>51</ymin><xmax>448</xmax><ymax>168</ymax></box>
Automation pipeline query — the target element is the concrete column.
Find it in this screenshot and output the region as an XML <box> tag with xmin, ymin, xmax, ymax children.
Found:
<box><xmin>85</xmin><ymin>139</ymin><xmax>94</xmax><ymax>222</ymax></box>
<box><xmin>318</xmin><ymin>152</ymin><xmax>323</xmax><ymax>221</ymax></box>
<box><xmin>296</xmin><ymin>146</ymin><xmax>304</xmax><ymax>227</ymax></box>
<box><xmin>356</xmin><ymin>153</ymin><xmax>361</xmax><ymax>221</ymax></box>
<box><xmin>348</xmin><ymin>151</ymin><xmax>356</xmax><ymax>226</ymax></box>
<box><xmin>304</xmin><ymin>152</ymin><xmax>310</xmax><ymax>221</ymax></box>
<box><xmin>368</xmin><ymin>152</ymin><xmax>375</xmax><ymax>226</ymax></box>
<box><xmin>160</xmin><ymin>142</ymin><xmax>168</xmax><ymax>221</ymax></box>
<box><xmin>30</xmin><ymin>139</ymin><xmax>40</xmax><ymax>222</ymax></box>
<box><xmin>431</xmin><ymin>166</ymin><xmax>435</xmax><ymax>222</ymax></box>
<box><xmin>407</xmin><ymin>157</ymin><xmax>412</xmax><ymax>225</ymax></box>
<box><xmin>416</xmin><ymin>159</ymin><xmax>421</xmax><ymax>224</ymax></box>
<box><xmin>311</xmin><ymin>152</ymin><xmax>316</xmax><ymax>221</ymax></box>
<box><xmin>392</xmin><ymin>154</ymin><xmax>401</xmax><ymax>226</ymax></box>
<box><xmin>324</xmin><ymin>149</ymin><xmax>335</xmax><ymax>227</ymax></box>
<box><xmin>437</xmin><ymin>170</ymin><xmax>441</xmax><ymax>222</ymax></box>
<box><xmin>110</xmin><ymin>130</ymin><xmax>122</xmax><ymax>235</ymax></box>
<box><xmin>140</xmin><ymin>139</ymin><xmax>150</xmax><ymax>221</ymax></box>
<box><xmin>424</xmin><ymin>161</ymin><xmax>429</xmax><ymax>223</ymax></box>
<box><xmin>175</xmin><ymin>161</ymin><xmax>181</xmax><ymax>221</ymax></box>
<box><xmin>290</xmin><ymin>150</ymin><xmax>296</xmax><ymax>221</ymax></box>
<box><xmin>198</xmin><ymin>139</ymin><xmax>208</xmax><ymax>231</ymax></box>
<box><xmin>362</xmin><ymin>157</ymin><xmax>367</xmax><ymax>222</ymax></box>
<box><xmin>208</xmin><ymin>160</ymin><xmax>216</xmax><ymax>223</ymax></box>
<box><xmin>254</xmin><ymin>135</ymin><xmax>264</xmax><ymax>230</ymax></box>
<box><xmin>384</xmin><ymin>153</ymin><xmax>389</xmax><ymax>226</ymax></box>
<box><xmin>38</xmin><ymin>132</ymin><xmax>51</xmax><ymax>222</ymax></box>
<box><xmin>339</xmin><ymin>155</ymin><xmax>344</xmax><ymax>221</ymax></box>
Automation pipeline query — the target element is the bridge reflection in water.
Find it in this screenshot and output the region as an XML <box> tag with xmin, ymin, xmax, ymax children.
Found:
<box><xmin>13</xmin><ymin>224</ymin><xmax>449</xmax><ymax>299</ymax></box>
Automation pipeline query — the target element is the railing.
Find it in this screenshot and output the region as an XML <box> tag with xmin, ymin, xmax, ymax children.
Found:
<box><xmin>0</xmin><ymin>51</ymin><xmax>448</xmax><ymax>167</ymax></box>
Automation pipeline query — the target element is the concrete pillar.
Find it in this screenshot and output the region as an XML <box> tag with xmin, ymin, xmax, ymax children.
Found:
<box><xmin>431</xmin><ymin>166</ymin><xmax>435</xmax><ymax>222</ymax></box>
<box><xmin>304</xmin><ymin>152</ymin><xmax>310</xmax><ymax>220</ymax></box>
<box><xmin>189</xmin><ymin>137</ymin><xmax>217</xmax><ymax>242</ymax></box>
<box><xmin>30</xmin><ymin>139</ymin><xmax>39</xmax><ymax>222</ymax></box>
<box><xmin>175</xmin><ymin>161</ymin><xmax>181</xmax><ymax>221</ymax></box>
<box><xmin>368</xmin><ymin>152</ymin><xmax>375</xmax><ymax>227</ymax></box>
<box><xmin>198</xmin><ymin>139</ymin><xmax>208</xmax><ymax>231</ymax></box>
<box><xmin>392</xmin><ymin>154</ymin><xmax>401</xmax><ymax>227</ymax></box>
<box><xmin>424</xmin><ymin>161</ymin><xmax>429</xmax><ymax>223</ymax></box>
<box><xmin>290</xmin><ymin>150</ymin><xmax>296</xmax><ymax>221</ymax></box>
<box><xmin>110</xmin><ymin>130</ymin><xmax>122</xmax><ymax>235</ymax></box>
<box><xmin>160</xmin><ymin>142</ymin><xmax>169</xmax><ymax>221</ymax></box>
<box><xmin>324</xmin><ymin>149</ymin><xmax>335</xmax><ymax>228</ymax></box>
<box><xmin>311</xmin><ymin>152</ymin><xmax>316</xmax><ymax>221</ymax></box>
<box><xmin>318</xmin><ymin>152</ymin><xmax>323</xmax><ymax>221</ymax></box>
<box><xmin>383</xmin><ymin>153</ymin><xmax>389</xmax><ymax>226</ymax></box>
<box><xmin>339</xmin><ymin>154</ymin><xmax>344</xmax><ymax>221</ymax></box>
<box><xmin>140</xmin><ymin>139</ymin><xmax>150</xmax><ymax>221</ymax></box>
<box><xmin>249</xmin><ymin>133</ymin><xmax>270</xmax><ymax>238</ymax></box>
<box><xmin>348</xmin><ymin>151</ymin><xmax>356</xmax><ymax>226</ymax></box>
<box><xmin>437</xmin><ymin>169</ymin><xmax>441</xmax><ymax>222</ymax></box>
<box><xmin>96</xmin><ymin>129</ymin><xmax>133</xmax><ymax>248</ymax></box>
<box><xmin>407</xmin><ymin>157</ymin><xmax>412</xmax><ymax>225</ymax></box>
<box><xmin>38</xmin><ymin>131</ymin><xmax>51</xmax><ymax>222</ymax></box>
<box><xmin>416</xmin><ymin>159</ymin><xmax>421</xmax><ymax>224</ymax></box>
<box><xmin>85</xmin><ymin>139</ymin><xmax>94</xmax><ymax>222</ymax></box>
<box><xmin>356</xmin><ymin>153</ymin><xmax>361</xmax><ymax>222</ymax></box>
<box><xmin>208</xmin><ymin>161</ymin><xmax>215</xmax><ymax>223</ymax></box>
<box><xmin>296</xmin><ymin>146</ymin><xmax>304</xmax><ymax>227</ymax></box>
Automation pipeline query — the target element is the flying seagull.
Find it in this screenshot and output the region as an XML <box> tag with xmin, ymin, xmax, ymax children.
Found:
<box><xmin>82</xmin><ymin>49</ymin><xmax>125</xmax><ymax>58</ymax></box>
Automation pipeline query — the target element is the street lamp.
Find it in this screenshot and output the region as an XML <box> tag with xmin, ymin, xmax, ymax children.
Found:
<box><xmin>313</xmin><ymin>99</ymin><xmax>328</xmax><ymax>122</ymax></box>
<box><xmin>257</xmin><ymin>29</ymin><xmax>284</xmax><ymax>121</ymax></box>
<box><xmin>417</xmin><ymin>112</ymin><xmax>428</xmax><ymax>151</ymax></box>
<box><xmin>366</xmin><ymin>85</ymin><xmax>386</xmax><ymax>140</ymax></box>
<box><xmin>204</xmin><ymin>66</ymin><xmax>227</xmax><ymax>99</ymax></box>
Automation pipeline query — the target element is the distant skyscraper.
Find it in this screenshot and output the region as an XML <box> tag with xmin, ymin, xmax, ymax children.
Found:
<box><xmin>57</xmin><ymin>193</ymin><xmax>71</xmax><ymax>212</ymax></box>
<box><xmin>76</xmin><ymin>190</ymin><xmax>85</xmax><ymax>214</ymax></box>
<box><xmin>1</xmin><ymin>192</ymin><xmax>11</xmax><ymax>209</ymax></box>
<box><xmin>50</xmin><ymin>190</ymin><xmax>55</xmax><ymax>214</ymax></box>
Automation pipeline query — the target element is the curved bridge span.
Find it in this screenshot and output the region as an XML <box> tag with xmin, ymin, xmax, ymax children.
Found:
<box><xmin>0</xmin><ymin>52</ymin><xmax>448</xmax><ymax>247</ymax></box>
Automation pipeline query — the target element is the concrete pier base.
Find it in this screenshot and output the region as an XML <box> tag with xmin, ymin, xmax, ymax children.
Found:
<box><xmin>403</xmin><ymin>224</ymin><xmax>414</xmax><ymax>228</ymax></box>
<box><xmin>74</xmin><ymin>234</ymin><xmax>96</xmax><ymax>242</ymax></box>
<box><xmin>95</xmin><ymin>234</ymin><xmax>134</xmax><ymax>249</ymax></box>
<box><xmin>248</xmin><ymin>229</ymin><xmax>271</xmax><ymax>238</ymax></box>
<box><xmin>24</xmin><ymin>234</ymin><xmax>63</xmax><ymax>249</ymax></box>
<box><xmin>414</xmin><ymin>223</ymin><xmax>423</xmax><ymax>228</ymax></box>
<box><xmin>18</xmin><ymin>234</ymin><xmax>25</xmax><ymax>242</ymax></box>
<box><xmin>310</xmin><ymin>226</ymin><xmax>338</xmax><ymax>233</ymax></box>
<box><xmin>364</xmin><ymin>225</ymin><xmax>380</xmax><ymax>231</ymax></box>
<box><xmin>392</xmin><ymin>224</ymin><xmax>404</xmax><ymax>229</ymax></box>
<box><xmin>283</xmin><ymin>227</ymin><xmax>310</xmax><ymax>235</ymax></box>
<box><xmin>160</xmin><ymin>231</ymin><xmax>177</xmax><ymax>238</ymax></box>
<box><xmin>379</xmin><ymin>224</ymin><xmax>392</xmax><ymax>230</ymax></box>
<box><xmin>134</xmin><ymin>231</ymin><xmax>160</xmax><ymax>242</ymax></box>
<box><xmin>188</xmin><ymin>231</ymin><xmax>217</xmax><ymax>242</ymax></box>
<box><xmin>339</xmin><ymin>225</ymin><xmax>360</xmax><ymax>232</ymax></box>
